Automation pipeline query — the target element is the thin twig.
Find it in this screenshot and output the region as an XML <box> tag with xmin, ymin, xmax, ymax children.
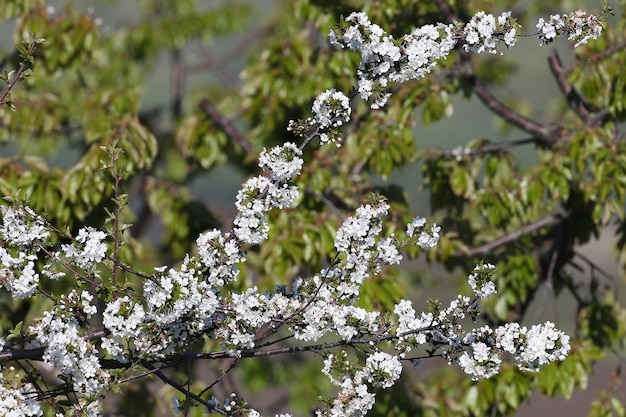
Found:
<box><xmin>566</xmin><ymin>40</ymin><xmax>626</xmax><ymax>72</ymax></box>
<box><xmin>0</xmin><ymin>38</ymin><xmax>39</xmax><ymax>105</ymax></box>
<box><xmin>441</xmin><ymin>137</ymin><xmax>547</xmax><ymax>157</ymax></box>
<box><xmin>144</xmin><ymin>362</ymin><xmax>226</xmax><ymax>415</ymax></box>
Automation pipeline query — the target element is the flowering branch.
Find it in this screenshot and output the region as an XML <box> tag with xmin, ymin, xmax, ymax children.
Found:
<box><xmin>0</xmin><ymin>6</ymin><xmax>605</xmax><ymax>417</ymax></box>
<box><xmin>0</xmin><ymin>35</ymin><xmax>44</xmax><ymax>109</ymax></box>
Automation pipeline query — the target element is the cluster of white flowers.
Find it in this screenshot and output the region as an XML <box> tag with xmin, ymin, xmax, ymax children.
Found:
<box><xmin>453</xmin><ymin>320</ymin><xmax>571</xmax><ymax>381</ymax></box>
<box><xmin>196</xmin><ymin>228</ymin><xmax>244</xmax><ymax>287</ymax></box>
<box><xmin>320</xmin><ymin>351</ymin><xmax>379</xmax><ymax>417</ymax></box>
<box><xmin>406</xmin><ymin>216</ymin><xmax>441</xmax><ymax>249</ymax></box>
<box><xmin>0</xmin><ymin>374</ymin><xmax>42</xmax><ymax>417</ymax></box>
<box><xmin>258</xmin><ymin>142</ymin><xmax>304</xmax><ymax>182</ymax></box>
<box><xmin>217</xmin><ymin>287</ymin><xmax>299</xmax><ymax>349</ymax></box>
<box><xmin>330</xmin><ymin>11</ymin><xmax>456</xmax><ymax>109</ymax></box>
<box><xmin>100</xmin><ymin>295</ymin><xmax>147</xmax><ymax>362</ymax></box>
<box><xmin>0</xmin><ymin>206</ymin><xmax>49</xmax><ymax>246</ymax></box>
<box><xmin>495</xmin><ymin>321</ymin><xmax>570</xmax><ymax>372</ymax></box>
<box><xmin>29</xmin><ymin>308</ymin><xmax>109</xmax><ymax>396</ymax></box>
<box><xmin>329</xmin><ymin>9</ymin><xmax>601</xmax><ymax>110</ymax></box>
<box><xmin>467</xmin><ymin>262</ymin><xmax>497</xmax><ymax>299</ymax></box>
<box><xmin>312</xmin><ymin>89</ymin><xmax>351</xmax><ymax>129</ymax></box>
<box><xmin>457</xmin><ymin>326</ymin><xmax>502</xmax><ymax>380</ymax></box>
<box><xmin>391</xmin><ymin>264</ymin><xmax>570</xmax><ymax>382</ymax></box>
<box><xmin>0</xmin><ymin>192</ymin><xmax>570</xmax><ymax>417</ymax></box>
<box><xmin>0</xmin><ymin>207</ymin><xmax>50</xmax><ymax>299</ymax></box>
<box><xmin>536</xmin><ymin>9</ymin><xmax>603</xmax><ymax>47</ymax></box>
<box><xmin>463</xmin><ymin>11</ymin><xmax>518</xmax><ymax>53</ymax></box>
<box><xmin>234</xmin><ymin>142</ymin><xmax>303</xmax><ymax>244</ymax></box>
<box><xmin>61</xmin><ymin>227</ymin><xmax>107</xmax><ymax>270</ymax></box>
<box><xmin>376</xmin><ymin>236</ymin><xmax>402</xmax><ymax>265</ymax></box>
<box><xmin>319</xmin><ymin>350</ymin><xmax>402</xmax><ymax>417</ymax></box>
<box><xmin>141</xmin><ymin>258</ymin><xmax>221</xmax><ymax>355</ymax></box>
<box><xmin>290</xmin><ymin>89</ymin><xmax>352</xmax><ymax>147</ymax></box>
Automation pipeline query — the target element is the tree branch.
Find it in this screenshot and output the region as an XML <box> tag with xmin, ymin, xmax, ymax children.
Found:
<box><xmin>454</xmin><ymin>209</ymin><xmax>567</xmax><ymax>257</ymax></box>
<box><xmin>442</xmin><ymin>136</ymin><xmax>547</xmax><ymax>157</ymax></box>
<box><xmin>199</xmin><ymin>98</ymin><xmax>254</xmax><ymax>153</ymax></box>
<box><xmin>144</xmin><ymin>362</ymin><xmax>226</xmax><ymax>415</ymax></box>
<box><xmin>567</xmin><ymin>39</ymin><xmax>626</xmax><ymax>72</ymax></box>
<box><xmin>471</xmin><ymin>78</ymin><xmax>552</xmax><ymax>140</ymax></box>
<box><xmin>0</xmin><ymin>38</ymin><xmax>39</xmax><ymax>106</ymax></box>
<box><xmin>548</xmin><ymin>50</ymin><xmax>594</xmax><ymax>121</ymax></box>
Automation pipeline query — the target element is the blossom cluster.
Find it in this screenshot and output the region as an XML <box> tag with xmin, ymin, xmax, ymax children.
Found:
<box><xmin>536</xmin><ymin>9</ymin><xmax>603</xmax><ymax>47</ymax></box>
<box><xmin>462</xmin><ymin>11</ymin><xmax>518</xmax><ymax>53</ymax></box>
<box><xmin>29</xmin><ymin>307</ymin><xmax>109</xmax><ymax>397</ymax></box>
<box><xmin>330</xmin><ymin>11</ymin><xmax>456</xmax><ymax>108</ymax></box>
<box><xmin>0</xmin><ymin>206</ymin><xmax>49</xmax><ymax>298</ymax></box>
<box><xmin>406</xmin><ymin>216</ymin><xmax>441</xmax><ymax>249</ymax></box>
<box><xmin>329</xmin><ymin>9</ymin><xmax>601</xmax><ymax>109</ymax></box>
<box><xmin>61</xmin><ymin>227</ymin><xmax>107</xmax><ymax>270</ymax></box>
<box><xmin>0</xmin><ymin>373</ymin><xmax>42</xmax><ymax>417</ymax></box>
<box><xmin>234</xmin><ymin>142</ymin><xmax>303</xmax><ymax>244</ymax></box>
<box><xmin>467</xmin><ymin>262</ymin><xmax>497</xmax><ymax>299</ymax></box>
<box><xmin>320</xmin><ymin>350</ymin><xmax>402</xmax><ymax>417</ymax></box>
<box><xmin>288</xmin><ymin>88</ymin><xmax>352</xmax><ymax>146</ymax></box>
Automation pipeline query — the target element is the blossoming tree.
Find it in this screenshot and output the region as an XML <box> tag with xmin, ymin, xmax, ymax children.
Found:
<box><xmin>0</xmin><ymin>1</ymin><xmax>623</xmax><ymax>417</ymax></box>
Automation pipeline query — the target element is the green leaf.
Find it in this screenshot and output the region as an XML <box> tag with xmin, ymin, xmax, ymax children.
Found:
<box><xmin>449</xmin><ymin>166</ymin><xmax>468</xmax><ymax>197</ymax></box>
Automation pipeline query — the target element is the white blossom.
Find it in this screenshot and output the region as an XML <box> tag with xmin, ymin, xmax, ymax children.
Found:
<box><xmin>537</xmin><ymin>10</ymin><xmax>602</xmax><ymax>47</ymax></box>
<box><xmin>363</xmin><ymin>351</ymin><xmax>402</xmax><ymax>388</ymax></box>
<box><xmin>0</xmin><ymin>379</ymin><xmax>43</xmax><ymax>417</ymax></box>
<box><xmin>29</xmin><ymin>309</ymin><xmax>109</xmax><ymax>396</ymax></box>
<box><xmin>467</xmin><ymin>263</ymin><xmax>497</xmax><ymax>298</ymax></box>
<box><xmin>196</xmin><ymin>229</ymin><xmax>243</xmax><ymax>287</ymax></box>
<box><xmin>258</xmin><ymin>142</ymin><xmax>304</xmax><ymax>182</ymax></box>
<box><xmin>61</xmin><ymin>227</ymin><xmax>107</xmax><ymax>270</ymax></box>
<box><xmin>312</xmin><ymin>89</ymin><xmax>351</xmax><ymax>129</ymax></box>
<box><xmin>406</xmin><ymin>216</ymin><xmax>440</xmax><ymax>249</ymax></box>
<box><xmin>0</xmin><ymin>206</ymin><xmax>49</xmax><ymax>246</ymax></box>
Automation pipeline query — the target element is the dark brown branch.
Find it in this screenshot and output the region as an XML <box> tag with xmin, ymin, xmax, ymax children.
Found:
<box><xmin>548</xmin><ymin>50</ymin><xmax>593</xmax><ymax>121</ymax></box>
<box><xmin>454</xmin><ymin>209</ymin><xmax>567</xmax><ymax>257</ymax></box>
<box><xmin>171</xmin><ymin>49</ymin><xmax>185</xmax><ymax>119</ymax></box>
<box><xmin>199</xmin><ymin>98</ymin><xmax>253</xmax><ymax>153</ymax></box>
<box><xmin>0</xmin><ymin>38</ymin><xmax>38</xmax><ymax>105</ymax></box>
<box><xmin>588</xmin><ymin>108</ymin><xmax>612</xmax><ymax>128</ymax></box>
<box><xmin>0</xmin><ymin>329</ymin><xmax>107</xmax><ymax>363</ymax></box>
<box><xmin>0</xmin><ymin>321</ymin><xmax>441</xmax><ymax>371</ymax></box>
<box><xmin>432</xmin><ymin>0</ymin><xmax>555</xmax><ymax>142</ymax></box>
<box><xmin>144</xmin><ymin>362</ymin><xmax>226</xmax><ymax>415</ymax></box>
<box><xmin>442</xmin><ymin>136</ymin><xmax>547</xmax><ymax>157</ymax></box>
<box><xmin>472</xmin><ymin>78</ymin><xmax>551</xmax><ymax>140</ymax></box>
<box><xmin>567</xmin><ymin>40</ymin><xmax>626</xmax><ymax>72</ymax></box>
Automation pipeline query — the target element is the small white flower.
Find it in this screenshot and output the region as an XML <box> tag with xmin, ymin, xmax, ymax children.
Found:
<box><xmin>312</xmin><ymin>89</ymin><xmax>351</xmax><ymax>130</ymax></box>
<box><xmin>62</xmin><ymin>227</ymin><xmax>107</xmax><ymax>269</ymax></box>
